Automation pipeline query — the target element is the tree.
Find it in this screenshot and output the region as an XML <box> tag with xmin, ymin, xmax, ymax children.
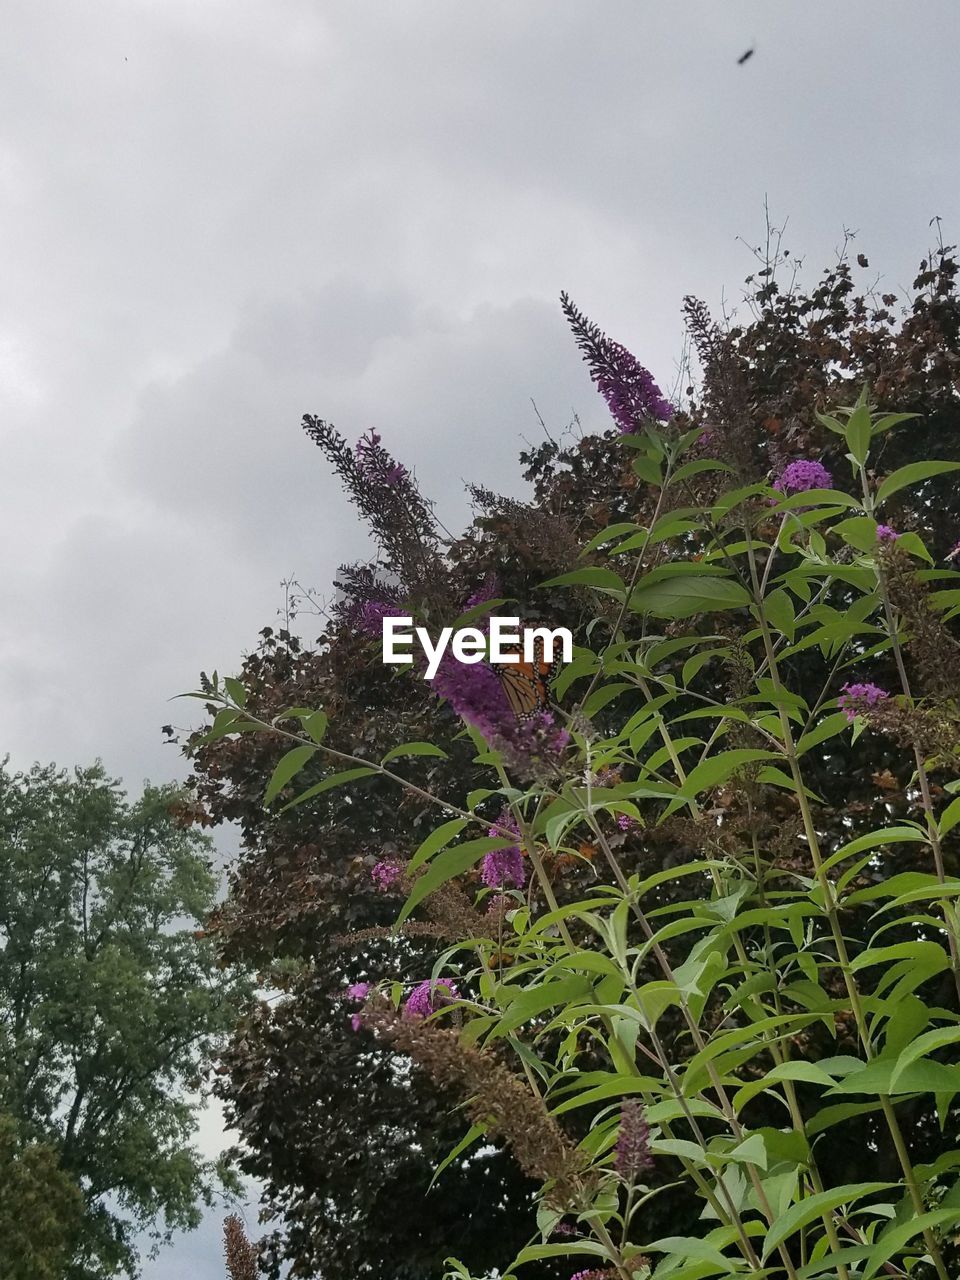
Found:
<box><xmin>0</xmin><ymin>1112</ymin><xmax>84</xmax><ymax>1280</ymax></box>
<box><xmin>0</xmin><ymin>760</ymin><xmax>248</xmax><ymax>1278</ymax></box>
<box><xmin>186</xmin><ymin>234</ymin><xmax>960</xmax><ymax>1277</ymax></box>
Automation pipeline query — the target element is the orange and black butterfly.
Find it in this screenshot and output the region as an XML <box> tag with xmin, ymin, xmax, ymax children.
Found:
<box><xmin>489</xmin><ymin>634</ymin><xmax>561</xmax><ymax>721</ymax></box>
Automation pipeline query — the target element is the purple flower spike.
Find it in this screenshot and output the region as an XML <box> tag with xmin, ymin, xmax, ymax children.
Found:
<box><xmin>614</xmin><ymin>1099</ymin><xmax>654</xmax><ymax>1179</ymax></box>
<box><xmin>838</xmin><ymin>681</ymin><xmax>889</xmax><ymax>723</ymax></box>
<box><xmin>876</xmin><ymin>524</ymin><xmax>899</xmax><ymax>542</ymax></box>
<box><xmin>482</xmin><ymin>810</ymin><xmax>526</xmax><ymax>888</ymax></box>
<box><xmin>371</xmin><ymin>859</ymin><xmax>403</xmax><ymax>892</ymax></box>
<box><xmin>776</xmin><ymin>459</ymin><xmax>833</xmax><ymax>495</ymax></box>
<box><xmin>359</xmin><ymin>600</ymin><xmax>407</xmax><ymax>637</ymax></box>
<box><xmin>597</xmin><ymin>340</ymin><xmax>675</xmax><ymax>433</ymax></box>
<box><xmin>562</xmin><ymin>294</ymin><xmax>673</xmax><ymax>435</ymax></box>
<box><xmin>403</xmin><ymin>978</ymin><xmax>459</xmax><ymax>1019</ymax></box>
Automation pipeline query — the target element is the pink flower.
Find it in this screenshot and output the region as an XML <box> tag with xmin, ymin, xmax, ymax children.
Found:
<box><xmin>345</xmin><ymin>981</ymin><xmax>372</xmax><ymax>1032</ymax></box>
<box><xmin>775</xmin><ymin>459</ymin><xmax>832</xmax><ymax>494</ymax></box>
<box><xmin>403</xmin><ymin>978</ymin><xmax>459</xmax><ymax>1019</ymax></box>
<box><xmin>371</xmin><ymin>860</ymin><xmax>403</xmax><ymax>892</ymax></box>
<box><xmin>482</xmin><ymin>810</ymin><xmax>526</xmax><ymax>888</ymax></box>
<box><xmin>877</xmin><ymin>524</ymin><xmax>899</xmax><ymax>542</ymax></box>
<box><xmin>838</xmin><ymin>681</ymin><xmax>888</xmax><ymax>723</ymax></box>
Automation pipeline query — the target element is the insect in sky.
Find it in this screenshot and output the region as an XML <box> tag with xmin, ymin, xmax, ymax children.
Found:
<box><xmin>737</xmin><ymin>47</ymin><xmax>755</xmax><ymax>65</ymax></box>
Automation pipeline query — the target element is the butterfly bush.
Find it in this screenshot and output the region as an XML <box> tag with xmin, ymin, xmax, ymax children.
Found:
<box><xmin>481</xmin><ymin>810</ymin><xmax>525</xmax><ymax>889</ymax></box>
<box><xmin>614</xmin><ymin>1100</ymin><xmax>653</xmax><ymax>1179</ymax></box>
<box><xmin>838</xmin><ymin>680</ymin><xmax>889</xmax><ymax>723</ymax></box>
<box><xmin>207</xmin><ymin>369</ymin><xmax>960</xmax><ymax>1280</ymax></box>
<box><xmin>775</xmin><ymin>457</ymin><xmax>832</xmax><ymax>494</ymax></box>
<box><xmin>403</xmin><ymin>978</ymin><xmax>459</xmax><ymax>1019</ymax></box>
<box><xmin>371</xmin><ymin>859</ymin><xmax>403</xmax><ymax>891</ymax></box>
<box><xmin>562</xmin><ymin>293</ymin><xmax>674</xmax><ymax>432</ymax></box>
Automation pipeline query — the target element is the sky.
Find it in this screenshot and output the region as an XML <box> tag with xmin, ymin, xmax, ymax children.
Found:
<box><xmin>2</xmin><ymin>2</ymin><xmax>958</xmax><ymax>1276</ymax></box>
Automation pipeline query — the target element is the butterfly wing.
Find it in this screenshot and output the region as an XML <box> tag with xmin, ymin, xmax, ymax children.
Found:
<box><xmin>490</xmin><ymin>634</ymin><xmax>560</xmax><ymax>720</ymax></box>
<box><xmin>493</xmin><ymin>662</ymin><xmax>550</xmax><ymax>719</ymax></box>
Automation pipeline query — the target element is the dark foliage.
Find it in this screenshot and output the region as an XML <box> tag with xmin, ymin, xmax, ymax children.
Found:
<box><xmin>186</xmin><ymin>236</ymin><xmax>960</xmax><ymax>1278</ymax></box>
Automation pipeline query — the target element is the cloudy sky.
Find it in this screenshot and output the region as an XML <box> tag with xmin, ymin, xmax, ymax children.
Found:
<box><xmin>2</xmin><ymin>2</ymin><xmax>958</xmax><ymax>1275</ymax></box>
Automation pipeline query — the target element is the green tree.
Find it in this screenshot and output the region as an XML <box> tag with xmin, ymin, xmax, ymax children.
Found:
<box><xmin>0</xmin><ymin>1113</ymin><xmax>84</xmax><ymax>1280</ymax></box>
<box><xmin>0</xmin><ymin>760</ymin><xmax>247</xmax><ymax>1278</ymax></box>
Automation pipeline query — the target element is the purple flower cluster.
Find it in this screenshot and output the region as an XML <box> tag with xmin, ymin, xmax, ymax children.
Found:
<box><xmin>359</xmin><ymin>599</ymin><xmax>407</xmax><ymax>637</ymax></box>
<box><xmin>775</xmin><ymin>459</ymin><xmax>833</xmax><ymax>495</ymax></box>
<box><xmin>482</xmin><ymin>810</ymin><xmax>526</xmax><ymax>889</ymax></box>
<box><xmin>403</xmin><ymin>978</ymin><xmax>459</xmax><ymax>1019</ymax></box>
<box><xmin>371</xmin><ymin>859</ymin><xmax>404</xmax><ymax>892</ymax></box>
<box><xmin>562</xmin><ymin>294</ymin><xmax>673</xmax><ymax>434</ymax></box>
<box><xmin>614</xmin><ymin>1099</ymin><xmax>654</xmax><ymax>1179</ymax></box>
<box><xmin>688</xmin><ymin>425</ymin><xmax>719</xmax><ymax>459</ymax></box>
<box><xmin>355</xmin><ymin>429</ymin><xmax>409</xmax><ymax>487</ymax></box>
<box><xmin>432</xmin><ymin>653</ymin><xmax>513</xmax><ymax>739</ymax></box>
<box><xmin>464</xmin><ymin>574</ymin><xmax>502</xmax><ymax>611</ymax></box>
<box><xmin>616</xmin><ymin>813</ymin><xmax>639</xmax><ymax>833</ymax></box>
<box><xmin>595</xmin><ymin>339</ymin><xmax>674</xmax><ymax>434</ymax></box>
<box><xmin>497</xmin><ymin>711</ymin><xmax>571</xmax><ymax>781</ymax></box>
<box><xmin>876</xmin><ymin>524</ymin><xmax>899</xmax><ymax>543</ymax></box>
<box><xmin>838</xmin><ymin>681</ymin><xmax>889</xmax><ymax>723</ymax></box>
<box><xmin>344</xmin><ymin>981</ymin><xmax>371</xmax><ymax>1032</ymax></box>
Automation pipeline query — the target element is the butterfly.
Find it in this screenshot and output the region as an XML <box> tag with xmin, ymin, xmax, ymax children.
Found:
<box><xmin>489</xmin><ymin>635</ymin><xmax>561</xmax><ymax>720</ymax></box>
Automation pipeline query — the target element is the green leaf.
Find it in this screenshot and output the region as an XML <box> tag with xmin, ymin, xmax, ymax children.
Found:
<box><xmin>669</xmin><ymin>458</ymin><xmax>733</xmax><ymax>486</ymax></box>
<box><xmin>397</xmin><ymin>837</ymin><xmax>513</xmax><ymax>924</ymax></box>
<box><xmin>845</xmin><ymin>403</ymin><xmax>872</xmax><ymax>464</ymax></box>
<box><xmin>223</xmin><ymin>676</ymin><xmax>247</xmax><ymax>707</ymax></box>
<box><xmin>301</xmin><ymin>710</ymin><xmax>328</xmax><ymax>743</ymax></box>
<box><xmin>645</xmin><ymin>1236</ymin><xmax>737</xmax><ymax>1269</ymax></box>
<box><xmin>264</xmin><ymin>745</ymin><xmax>317</xmax><ymax>805</ymax></box>
<box><xmin>872</xmin><ymin>412</ymin><xmax>918</xmax><ymax>435</ymax></box>
<box><xmin>630</xmin><ymin>575</ymin><xmax>752</xmax><ymax>619</ymax></box>
<box><xmin>761</xmin><ymin>1183</ymin><xmax>891</xmax><ymax>1260</ymax></box>
<box><xmin>513</xmin><ymin>1242</ymin><xmax>606</xmax><ymax>1264</ymax></box>
<box><xmin>761</xmin><ymin>588</ymin><xmax>795</xmax><ymax>640</ymax></box>
<box><xmin>429</xmin><ymin>1123</ymin><xmax>485</xmax><ymax>1189</ymax></box>
<box><xmin>579</xmin><ymin>521</ymin><xmax>639</xmax><ymax>555</ymax></box>
<box><xmin>633</xmin><ymin>454</ymin><xmax>663</xmax><ymax>485</ymax></box>
<box><xmin>876</xmin><ymin>460</ymin><xmax>960</xmax><ymax>505</ymax></box>
<box><xmin>381</xmin><ymin>741</ymin><xmax>449</xmax><ymax>763</ymax></box>
<box><xmin>889</xmin><ymin>1027</ymin><xmax>960</xmax><ymax>1091</ymax></box>
<box><xmin>408</xmin><ymin>818</ymin><xmax>470</xmax><ymax>873</ymax></box>
<box><xmin>939</xmin><ymin>794</ymin><xmax>960</xmax><ymax>837</ymax></box>
<box><xmin>832</xmin><ymin>515</ymin><xmax>881</xmax><ymax>553</ymax></box>
<box><xmin>795</xmin><ymin>712</ymin><xmax>849</xmax><ymax>755</ymax></box>
<box><xmin>864</xmin><ymin>1208</ymin><xmax>960</xmax><ymax>1277</ymax></box>
<box><xmin>667</xmin><ymin>749</ymin><xmax>776</xmax><ymax>810</ymax></box>
<box><xmin>769</xmin><ymin>488</ymin><xmax>862</xmax><ymax>513</ymax></box>
<box><xmin>540</xmin><ymin>567</ymin><xmax>627</xmax><ymax>593</ymax></box>
<box><xmin>279</xmin><ymin>765</ymin><xmax>378</xmax><ymax>811</ymax></box>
